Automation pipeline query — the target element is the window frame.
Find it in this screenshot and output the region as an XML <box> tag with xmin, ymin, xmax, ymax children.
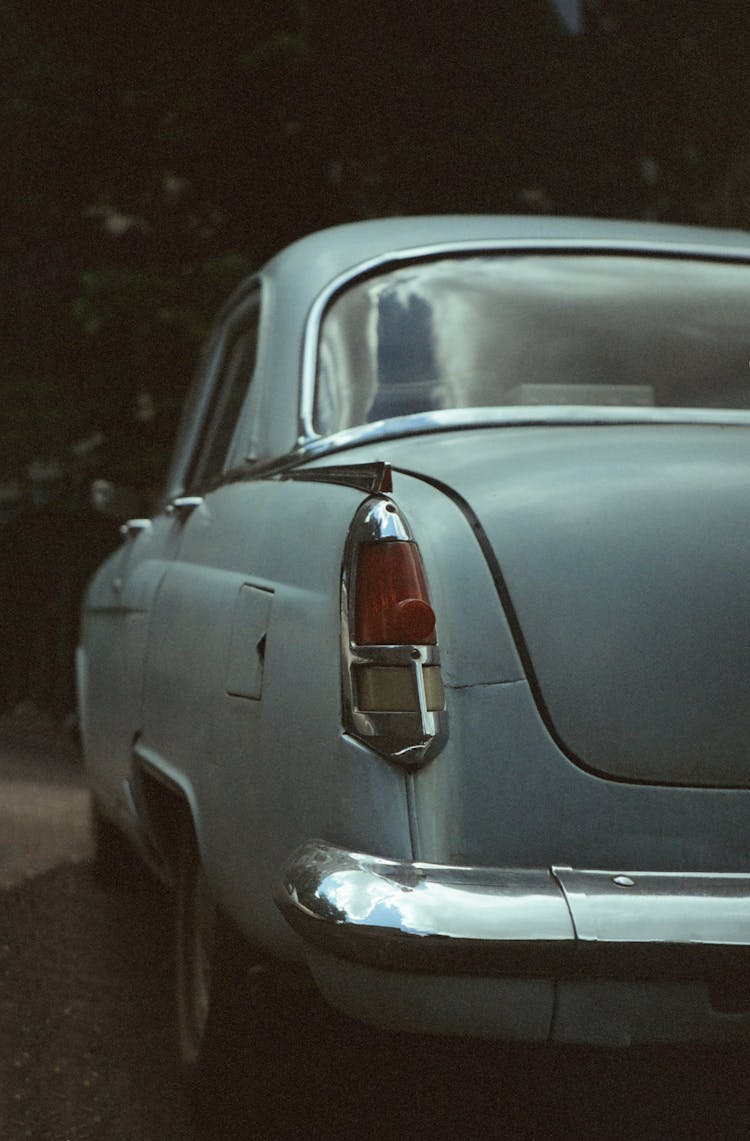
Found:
<box><xmin>182</xmin><ymin>290</ymin><xmax>261</xmax><ymax>494</ymax></box>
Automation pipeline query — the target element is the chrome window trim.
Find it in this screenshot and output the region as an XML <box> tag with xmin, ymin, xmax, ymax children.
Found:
<box><xmin>340</xmin><ymin>497</ymin><xmax>447</xmax><ymax>767</ymax></box>
<box><xmin>296</xmin><ymin>238</ymin><xmax>750</xmax><ymax>448</ymax></box>
<box><xmin>164</xmin><ymin>276</ymin><xmax>262</xmax><ymax>504</ymax></box>
<box><xmin>226</xmin><ymin>406</ymin><xmax>750</xmax><ymax>497</ymax></box>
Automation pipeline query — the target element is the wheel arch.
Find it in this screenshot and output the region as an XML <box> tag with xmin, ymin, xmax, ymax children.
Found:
<box><xmin>132</xmin><ymin>743</ymin><xmax>201</xmax><ymax>881</ymax></box>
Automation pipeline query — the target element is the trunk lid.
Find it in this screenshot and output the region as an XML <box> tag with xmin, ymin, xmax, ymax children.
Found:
<box><xmin>390</xmin><ymin>423</ymin><xmax>750</xmax><ymax>787</ymax></box>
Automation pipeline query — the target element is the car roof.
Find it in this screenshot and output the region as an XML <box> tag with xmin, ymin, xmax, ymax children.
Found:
<box><xmin>260</xmin><ymin>214</ymin><xmax>750</xmax><ymax>300</ymax></box>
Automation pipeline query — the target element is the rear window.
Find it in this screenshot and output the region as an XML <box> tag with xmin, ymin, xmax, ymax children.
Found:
<box><xmin>315</xmin><ymin>254</ymin><xmax>750</xmax><ymax>434</ymax></box>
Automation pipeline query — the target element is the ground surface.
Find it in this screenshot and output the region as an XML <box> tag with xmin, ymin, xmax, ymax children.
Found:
<box><xmin>0</xmin><ymin>705</ymin><xmax>92</xmax><ymax>888</ymax></box>
<box><xmin>0</xmin><ymin>707</ymin><xmax>192</xmax><ymax>1140</ymax></box>
<box><xmin>2</xmin><ymin>707</ymin><xmax>750</xmax><ymax>1139</ymax></box>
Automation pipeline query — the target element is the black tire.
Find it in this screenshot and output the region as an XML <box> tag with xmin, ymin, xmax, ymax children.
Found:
<box><xmin>175</xmin><ymin>828</ymin><xmax>218</xmax><ymax>1073</ymax></box>
<box><xmin>90</xmin><ymin>797</ymin><xmax>151</xmax><ymax>890</ymax></box>
<box><xmin>175</xmin><ymin>827</ymin><xmax>327</xmax><ymax>1136</ymax></box>
<box><xmin>175</xmin><ymin>826</ymin><xmax>260</xmax><ymax>1071</ymax></box>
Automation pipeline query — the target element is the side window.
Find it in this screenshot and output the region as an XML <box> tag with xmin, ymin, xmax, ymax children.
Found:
<box><xmin>188</xmin><ymin>302</ymin><xmax>259</xmax><ymax>489</ymax></box>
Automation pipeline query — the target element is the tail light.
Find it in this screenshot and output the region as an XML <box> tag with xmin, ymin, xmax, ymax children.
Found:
<box><xmin>341</xmin><ymin>498</ymin><xmax>446</xmax><ymax>767</ymax></box>
<box><xmin>355</xmin><ymin>542</ymin><xmax>436</xmax><ymax>645</ymax></box>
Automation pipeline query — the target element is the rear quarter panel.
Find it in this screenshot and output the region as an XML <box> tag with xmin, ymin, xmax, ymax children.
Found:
<box><xmin>138</xmin><ymin>476</ymin><xmax>413</xmax><ymax>959</ymax></box>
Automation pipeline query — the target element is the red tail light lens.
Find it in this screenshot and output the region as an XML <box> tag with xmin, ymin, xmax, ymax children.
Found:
<box><xmin>355</xmin><ymin>541</ymin><xmax>437</xmax><ymax>645</ymax></box>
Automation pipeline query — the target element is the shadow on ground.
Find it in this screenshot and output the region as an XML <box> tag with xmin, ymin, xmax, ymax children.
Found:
<box><xmin>2</xmin><ymin>860</ymin><xmax>750</xmax><ymax>1140</ymax></box>
<box><xmin>1</xmin><ymin>711</ymin><xmax>749</xmax><ymax>1140</ymax></box>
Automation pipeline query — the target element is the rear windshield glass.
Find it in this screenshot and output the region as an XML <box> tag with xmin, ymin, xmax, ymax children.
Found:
<box><xmin>315</xmin><ymin>254</ymin><xmax>750</xmax><ymax>434</ymax></box>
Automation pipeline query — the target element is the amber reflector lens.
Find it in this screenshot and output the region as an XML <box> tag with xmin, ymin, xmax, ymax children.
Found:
<box><xmin>355</xmin><ymin>541</ymin><xmax>437</xmax><ymax>645</ymax></box>
<box><xmin>355</xmin><ymin>666</ymin><xmax>418</xmax><ymax>712</ymax></box>
<box><xmin>355</xmin><ymin>665</ymin><xmax>445</xmax><ymax>712</ymax></box>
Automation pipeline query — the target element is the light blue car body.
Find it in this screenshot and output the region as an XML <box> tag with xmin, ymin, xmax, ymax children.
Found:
<box><xmin>78</xmin><ymin>215</ymin><xmax>750</xmax><ymax>1046</ymax></box>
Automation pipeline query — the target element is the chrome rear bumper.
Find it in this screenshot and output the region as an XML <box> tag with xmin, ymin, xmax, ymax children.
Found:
<box><xmin>276</xmin><ymin>841</ymin><xmax>750</xmax><ymax>980</ymax></box>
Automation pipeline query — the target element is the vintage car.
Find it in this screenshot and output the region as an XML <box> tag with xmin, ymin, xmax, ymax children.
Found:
<box><xmin>77</xmin><ymin>215</ymin><xmax>750</xmax><ymax>1071</ymax></box>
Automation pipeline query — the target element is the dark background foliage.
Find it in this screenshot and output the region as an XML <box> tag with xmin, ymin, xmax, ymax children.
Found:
<box><xmin>2</xmin><ymin>0</ymin><xmax>750</xmax><ymax>711</ymax></box>
<box><xmin>3</xmin><ymin>0</ymin><xmax>750</xmax><ymax>488</ymax></box>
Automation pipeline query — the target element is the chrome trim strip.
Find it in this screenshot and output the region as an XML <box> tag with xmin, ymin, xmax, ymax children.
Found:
<box><xmin>233</xmin><ymin>407</ymin><xmax>750</xmax><ymax>488</ymax></box>
<box><xmin>277</xmin><ymin>841</ymin><xmax>750</xmax><ymax>979</ymax></box>
<box><xmin>308</xmin><ymin>405</ymin><xmax>750</xmax><ymax>442</ymax></box>
<box><xmin>297</xmin><ymin>238</ymin><xmax>750</xmax><ymax>444</ymax></box>
<box><xmin>279</xmin><ymin>461</ymin><xmax>392</xmax><ymax>494</ymax></box>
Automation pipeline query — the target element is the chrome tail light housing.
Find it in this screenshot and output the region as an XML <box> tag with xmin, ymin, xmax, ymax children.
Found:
<box><xmin>341</xmin><ymin>496</ymin><xmax>447</xmax><ymax>767</ymax></box>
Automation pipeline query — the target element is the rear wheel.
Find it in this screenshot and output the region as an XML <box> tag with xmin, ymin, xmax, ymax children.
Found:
<box><xmin>175</xmin><ymin>830</ymin><xmax>220</xmax><ymax>1072</ymax></box>
<box><xmin>175</xmin><ymin>826</ymin><xmax>265</xmax><ymax>1075</ymax></box>
<box><xmin>174</xmin><ymin>827</ymin><xmax>330</xmax><ymax>1133</ymax></box>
